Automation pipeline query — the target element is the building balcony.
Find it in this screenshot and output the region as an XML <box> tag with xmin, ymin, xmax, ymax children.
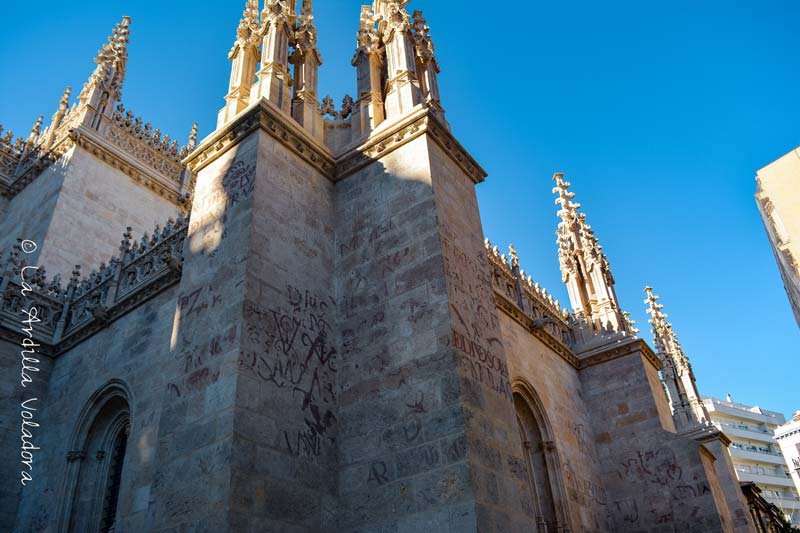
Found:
<box><xmin>729</xmin><ymin>447</ymin><xmax>787</xmax><ymax>465</ymax></box>
<box><xmin>705</xmin><ymin>401</ymin><xmax>785</xmax><ymax>425</ymax></box>
<box><xmin>765</xmin><ymin>495</ymin><xmax>800</xmax><ymax>511</ymax></box>
<box><xmin>737</xmin><ymin>471</ymin><xmax>796</xmax><ymax>488</ymax></box>
<box><xmin>721</xmin><ymin>425</ymin><xmax>776</xmax><ymax>443</ymax></box>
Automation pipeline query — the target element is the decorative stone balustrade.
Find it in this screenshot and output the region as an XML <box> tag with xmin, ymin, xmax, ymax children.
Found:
<box><xmin>485</xmin><ymin>238</ymin><xmax>574</xmax><ymax>347</ymax></box>
<box><xmin>106</xmin><ymin>104</ymin><xmax>184</xmax><ymax>183</ymax></box>
<box><xmin>0</xmin><ymin>126</ymin><xmax>26</xmax><ymax>187</ymax></box>
<box><xmin>0</xmin><ymin>217</ymin><xmax>188</xmax><ymax>354</ymax></box>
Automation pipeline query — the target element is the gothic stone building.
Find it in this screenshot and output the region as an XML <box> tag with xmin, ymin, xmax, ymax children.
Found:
<box><xmin>0</xmin><ymin>1</ymin><xmax>761</xmax><ymax>531</ymax></box>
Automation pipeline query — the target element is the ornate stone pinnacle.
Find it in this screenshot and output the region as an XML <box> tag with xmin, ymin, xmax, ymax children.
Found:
<box><xmin>188</xmin><ymin>122</ymin><xmax>198</xmax><ymax>150</ymax></box>
<box><xmin>59</xmin><ymin>86</ymin><xmax>72</xmax><ymax>108</ymax></box>
<box><xmin>82</xmin><ymin>16</ymin><xmax>131</xmax><ymax>103</ymax></box>
<box><xmin>29</xmin><ymin>115</ymin><xmax>44</xmax><ymax>139</ymax></box>
<box><xmin>69</xmin><ymin>265</ymin><xmax>82</xmax><ymax>288</ymax></box>
<box><xmin>236</xmin><ymin>0</ymin><xmax>260</xmax><ymax>45</ymax></box>
<box><xmin>508</xmin><ymin>244</ymin><xmax>519</xmax><ymax>268</ymax></box>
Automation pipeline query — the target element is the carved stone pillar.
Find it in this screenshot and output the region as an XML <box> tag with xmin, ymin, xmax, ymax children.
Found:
<box><xmin>380</xmin><ymin>2</ymin><xmax>423</xmax><ymax>118</ymax></box>
<box><xmin>253</xmin><ymin>0</ymin><xmax>294</xmax><ymax>114</ymax></box>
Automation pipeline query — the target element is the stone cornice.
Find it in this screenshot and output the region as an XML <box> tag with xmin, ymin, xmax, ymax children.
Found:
<box><xmin>577</xmin><ymin>338</ymin><xmax>663</xmax><ymax>371</ymax></box>
<box><xmin>186</xmin><ymin>101</ymin><xmax>487</xmax><ymax>187</ymax></box>
<box><xmin>335</xmin><ymin>107</ymin><xmax>488</xmax><ymax>184</ymax></box>
<box><xmin>493</xmin><ymin>291</ymin><xmax>580</xmax><ymax>368</ymax></box>
<box><xmin>71</xmin><ymin>126</ymin><xmax>185</xmax><ymax>207</ymax></box>
<box><xmin>682</xmin><ymin>425</ymin><xmax>732</xmax><ymax>447</ymax></box>
<box><xmin>185</xmin><ymin>98</ymin><xmax>336</xmax><ymax>178</ymax></box>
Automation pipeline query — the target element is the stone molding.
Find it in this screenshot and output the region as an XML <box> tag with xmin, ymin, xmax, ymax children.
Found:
<box><xmin>493</xmin><ymin>290</ymin><xmax>580</xmax><ymax>368</ymax></box>
<box><xmin>71</xmin><ymin>126</ymin><xmax>187</xmax><ymax>207</ymax></box>
<box><xmin>680</xmin><ymin>425</ymin><xmax>732</xmax><ymax>447</ymax></box>
<box><xmin>335</xmin><ymin>106</ymin><xmax>486</xmax><ymax>183</ymax></box>
<box><xmin>3</xmin><ymin>107</ymin><xmax>191</xmax><ymax>209</ymax></box>
<box><xmin>186</xmin><ymin>98</ymin><xmax>336</xmax><ymax>177</ymax></box>
<box><xmin>187</xmin><ymin>99</ymin><xmax>486</xmax><ymax>187</ymax></box>
<box><xmin>577</xmin><ymin>338</ymin><xmax>662</xmax><ymax>371</ymax></box>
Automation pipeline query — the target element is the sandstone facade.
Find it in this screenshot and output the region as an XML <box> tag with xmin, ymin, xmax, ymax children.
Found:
<box><xmin>1</xmin><ymin>1</ymin><xmax>758</xmax><ymax>531</ymax></box>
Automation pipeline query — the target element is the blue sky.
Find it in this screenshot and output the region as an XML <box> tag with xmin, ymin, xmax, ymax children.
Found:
<box><xmin>1</xmin><ymin>1</ymin><xmax>797</xmax><ymax>417</ymax></box>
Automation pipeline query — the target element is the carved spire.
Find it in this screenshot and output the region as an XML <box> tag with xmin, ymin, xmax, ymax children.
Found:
<box><xmin>43</xmin><ymin>86</ymin><xmax>71</xmax><ymax>151</ymax></box>
<box><xmin>508</xmin><ymin>244</ymin><xmax>519</xmax><ymax>268</ymax></box>
<box><xmin>290</xmin><ymin>0</ymin><xmax>324</xmax><ymax>139</ymax></box>
<box><xmin>82</xmin><ymin>17</ymin><xmax>130</xmax><ymax>101</ymax></box>
<box><xmin>352</xmin><ymin>5</ymin><xmax>386</xmax><ymax>135</ymax></box>
<box><xmin>20</xmin><ymin>115</ymin><xmax>44</xmax><ymax>158</ymax></box>
<box><xmin>253</xmin><ymin>0</ymin><xmax>296</xmax><ymax>115</ymax></box>
<box><xmin>28</xmin><ymin>115</ymin><xmax>43</xmax><ymax>141</ymax></box>
<box><xmin>380</xmin><ymin>0</ymin><xmax>423</xmax><ymax>117</ymax></box>
<box><xmin>553</xmin><ymin>173</ymin><xmax>630</xmax><ymax>334</ymax></box>
<box><xmin>78</xmin><ymin>17</ymin><xmax>131</xmax><ymax>129</ymax></box>
<box><xmin>188</xmin><ymin>122</ymin><xmax>198</xmax><ymax>150</ymax></box>
<box><xmin>644</xmin><ymin>286</ymin><xmax>709</xmax><ymax>430</ymax></box>
<box><xmin>218</xmin><ymin>0</ymin><xmax>261</xmax><ymax>127</ymax></box>
<box><xmin>412</xmin><ymin>10</ymin><xmax>445</xmax><ymax>123</ymax></box>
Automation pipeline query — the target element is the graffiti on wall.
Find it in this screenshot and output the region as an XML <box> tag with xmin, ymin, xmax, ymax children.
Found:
<box><xmin>240</xmin><ymin>284</ymin><xmax>338</xmax><ymax>457</ymax></box>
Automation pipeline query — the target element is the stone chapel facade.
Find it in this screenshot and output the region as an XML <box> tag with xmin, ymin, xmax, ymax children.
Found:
<box><xmin>0</xmin><ymin>1</ymin><xmax>761</xmax><ymax>531</ymax></box>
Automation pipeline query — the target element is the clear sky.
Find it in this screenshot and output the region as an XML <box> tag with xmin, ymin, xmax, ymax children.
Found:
<box><xmin>1</xmin><ymin>1</ymin><xmax>797</xmax><ymax>417</ymax></box>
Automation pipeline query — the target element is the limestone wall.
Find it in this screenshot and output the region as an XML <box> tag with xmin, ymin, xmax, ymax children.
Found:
<box><xmin>579</xmin><ymin>346</ymin><xmax>735</xmax><ymax>532</ymax></box>
<box><xmin>10</xmin><ymin>285</ymin><xmax>178</xmax><ymax>532</ymax></box>
<box><xmin>499</xmin><ymin>314</ymin><xmax>611</xmax><ymax>531</ymax></box>
<box><xmin>35</xmin><ymin>147</ymin><xmax>181</xmax><ymax>278</ymax></box>
<box><xmin>144</xmin><ymin>119</ymin><xmax>339</xmax><ymax>530</ymax></box>
<box><xmin>0</xmin><ymin>146</ymin><xmax>180</xmax><ymax>279</ymax></box>
<box><xmin>0</xmin><ymin>151</ymin><xmax>67</xmax><ymax>264</ymax></box>
<box><xmin>334</xmin><ymin>134</ymin><xmax>477</xmax><ymax>531</ymax></box>
<box><xmin>0</xmin><ymin>339</ymin><xmax>53</xmax><ymax>532</ymax></box>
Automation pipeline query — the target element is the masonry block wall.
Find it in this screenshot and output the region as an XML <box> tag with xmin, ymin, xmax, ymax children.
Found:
<box><xmin>499</xmin><ymin>315</ymin><xmax>609</xmax><ymax>531</ymax></box>
<box><xmin>0</xmin><ymin>339</ymin><xmax>53</xmax><ymax>532</ymax></box>
<box><xmin>0</xmin><ymin>146</ymin><xmax>180</xmax><ymax>278</ymax></box>
<box><xmin>579</xmin><ymin>345</ymin><xmax>735</xmax><ymax>532</ymax></box>
<box><xmin>9</xmin><ymin>286</ymin><xmax>178</xmax><ymax>531</ymax></box>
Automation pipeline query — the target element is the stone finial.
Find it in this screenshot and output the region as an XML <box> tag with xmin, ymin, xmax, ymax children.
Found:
<box><xmin>340</xmin><ymin>95</ymin><xmax>354</xmax><ymax>119</ymax></box>
<box><xmin>94</xmin><ymin>17</ymin><xmax>131</xmax><ymax>83</ymax></box>
<box><xmin>236</xmin><ymin>0</ymin><xmax>261</xmax><ymax>46</ymax></box>
<box><xmin>59</xmin><ymin>86</ymin><xmax>72</xmax><ymax>109</ymax></box>
<box><xmin>119</xmin><ymin>226</ymin><xmax>133</xmax><ymax>255</ymax></box>
<box><xmin>411</xmin><ymin>9</ymin><xmax>444</xmax><ymax>119</ymax></box>
<box><xmin>319</xmin><ymin>96</ymin><xmax>336</xmax><ymax>118</ymax></box>
<box><xmin>68</xmin><ymin>265</ymin><xmax>82</xmax><ymax>289</ymax></box>
<box><xmin>28</xmin><ymin>115</ymin><xmax>44</xmax><ymax>141</ymax></box>
<box><xmin>79</xmin><ymin>16</ymin><xmax>131</xmax><ymax>108</ymax></box>
<box><xmin>508</xmin><ymin>244</ymin><xmax>519</xmax><ymax>268</ymax></box>
<box><xmin>187</xmin><ymin>122</ymin><xmax>198</xmax><ymax>151</ymax></box>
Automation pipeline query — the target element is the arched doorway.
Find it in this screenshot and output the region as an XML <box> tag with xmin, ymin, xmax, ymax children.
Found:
<box><xmin>58</xmin><ymin>381</ymin><xmax>132</xmax><ymax>532</ymax></box>
<box><xmin>514</xmin><ymin>383</ymin><xmax>571</xmax><ymax>533</ymax></box>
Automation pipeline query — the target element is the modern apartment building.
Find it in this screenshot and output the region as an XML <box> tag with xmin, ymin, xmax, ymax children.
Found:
<box><xmin>755</xmin><ymin>146</ymin><xmax>800</xmax><ymax>327</ymax></box>
<box><xmin>703</xmin><ymin>397</ymin><xmax>800</xmax><ymax>526</ymax></box>
<box><xmin>776</xmin><ymin>412</ymin><xmax>800</xmax><ymax>506</ymax></box>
